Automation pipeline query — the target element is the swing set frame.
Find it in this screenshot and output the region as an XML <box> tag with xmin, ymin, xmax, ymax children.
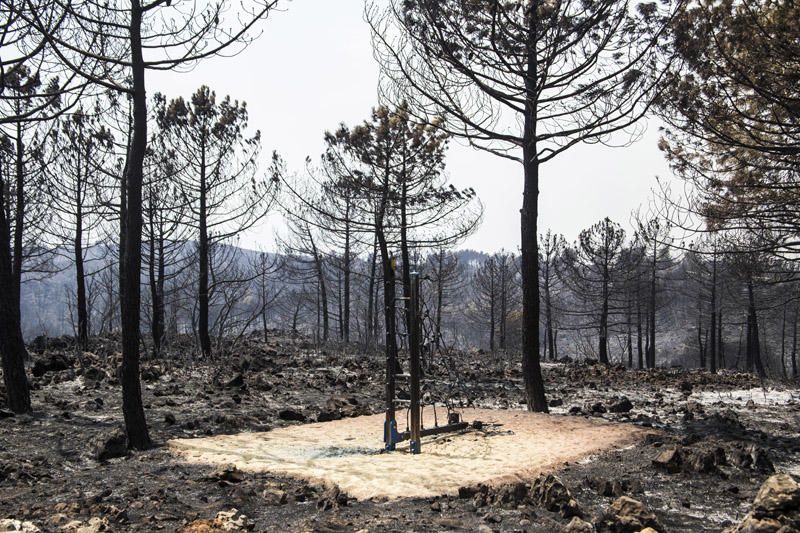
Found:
<box><xmin>383</xmin><ymin>268</ymin><xmax>469</xmax><ymax>453</ymax></box>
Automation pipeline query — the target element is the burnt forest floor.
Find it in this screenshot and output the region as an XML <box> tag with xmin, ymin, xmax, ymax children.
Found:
<box><xmin>1</xmin><ymin>332</ymin><xmax>799</xmax><ymax>532</ymax></box>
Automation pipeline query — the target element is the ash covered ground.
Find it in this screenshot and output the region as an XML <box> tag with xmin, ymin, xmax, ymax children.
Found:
<box><xmin>1</xmin><ymin>333</ymin><xmax>799</xmax><ymax>532</ymax></box>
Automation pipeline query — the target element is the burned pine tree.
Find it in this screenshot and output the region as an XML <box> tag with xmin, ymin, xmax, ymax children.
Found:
<box><xmin>469</xmin><ymin>251</ymin><xmax>520</xmax><ymax>353</ymax></box>
<box><xmin>658</xmin><ymin>0</ymin><xmax>800</xmax><ymax>261</ymax></box>
<box><xmin>0</xmin><ymin>61</ymin><xmax>66</xmax><ymax>413</ymax></box>
<box><xmin>142</xmin><ymin>108</ymin><xmax>192</xmax><ymax>357</ymax></box>
<box><xmin>279</xmin><ymin>214</ymin><xmax>332</xmax><ymax>344</ymax></box>
<box><xmin>635</xmin><ymin>216</ymin><xmax>674</xmax><ymax>369</ymax></box>
<box><xmin>280</xmin><ymin>104</ymin><xmax>481</xmax><ymax>357</ymax></box>
<box><xmin>248</xmin><ymin>251</ymin><xmax>283</xmax><ymax>343</ymax></box>
<box><xmin>539</xmin><ymin>230</ymin><xmax>565</xmax><ymax>361</ymax></box>
<box><xmin>156</xmin><ymin>86</ymin><xmax>274</xmax><ymax>359</ymax></box>
<box><xmin>21</xmin><ymin>0</ymin><xmax>280</xmax><ymax>448</ymax></box>
<box><xmin>422</xmin><ymin>248</ymin><xmax>465</xmax><ymax>353</ymax></box>
<box><xmin>369</xmin><ymin>0</ymin><xmax>679</xmax><ymax>411</ymax></box>
<box><xmin>561</xmin><ymin>218</ymin><xmax>627</xmax><ymax>365</ymax></box>
<box><xmin>40</xmin><ymin>106</ymin><xmax>115</xmax><ymax>350</ymax></box>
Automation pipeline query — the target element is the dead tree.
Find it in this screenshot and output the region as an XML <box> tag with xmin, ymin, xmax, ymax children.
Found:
<box><xmin>368</xmin><ymin>0</ymin><xmax>679</xmax><ymax>411</ymax></box>
<box><xmin>40</xmin><ymin>105</ymin><xmax>114</xmax><ymax>349</ymax></box>
<box><xmin>539</xmin><ymin>231</ymin><xmax>565</xmax><ymax>361</ymax></box>
<box><xmin>249</xmin><ymin>251</ymin><xmax>283</xmax><ymax>343</ymax></box>
<box><xmin>562</xmin><ymin>218</ymin><xmax>627</xmax><ymax>365</ymax></box>
<box><xmin>156</xmin><ymin>86</ymin><xmax>274</xmax><ymax>359</ymax></box>
<box><xmin>635</xmin><ymin>215</ymin><xmax>674</xmax><ymax>369</ymax></box>
<box><xmin>279</xmin><ymin>105</ymin><xmax>481</xmax><ymax>369</ymax></box>
<box><xmin>279</xmin><ymin>216</ymin><xmax>332</xmax><ymax>344</ymax></box>
<box><xmin>423</xmin><ymin>248</ymin><xmax>464</xmax><ymax>353</ymax></box>
<box><xmin>23</xmin><ymin>0</ymin><xmax>280</xmax><ymax>448</ymax></box>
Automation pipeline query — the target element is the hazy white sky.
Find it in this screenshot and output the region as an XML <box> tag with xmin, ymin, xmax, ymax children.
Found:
<box><xmin>150</xmin><ymin>1</ymin><xmax>675</xmax><ymax>254</ymax></box>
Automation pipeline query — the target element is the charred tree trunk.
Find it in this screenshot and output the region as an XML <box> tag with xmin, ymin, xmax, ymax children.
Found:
<box><xmin>709</xmin><ymin>250</ymin><xmax>717</xmax><ymax>373</ymax></box>
<box><xmin>147</xmin><ymin>199</ymin><xmax>164</xmax><ymax>356</ymax></box>
<box><xmin>499</xmin><ymin>264</ymin><xmax>507</xmax><ymax>351</ymax></box>
<box><xmin>746</xmin><ymin>276</ymin><xmax>765</xmax><ymax>377</ymax></box>
<box><xmin>792</xmin><ymin>302</ymin><xmax>798</xmax><ymax>378</ymax></box>
<box><xmin>337</xmin><ymin>269</ymin><xmax>343</xmax><ymax>341</ymax></box>
<box><xmin>637</xmin><ymin>286</ymin><xmax>644</xmax><ymax>369</ymax></box>
<box><xmin>489</xmin><ymin>265</ymin><xmax>495</xmax><ymax>352</ymax></box>
<box><xmin>719</xmin><ymin>301</ymin><xmax>725</xmax><ymax>368</ymax></box>
<box><xmin>260</xmin><ymin>277</ymin><xmax>269</xmax><ymax>343</ymax></box>
<box><xmin>0</xmin><ymin>156</ymin><xmax>31</xmax><ymax>414</ymax></box>
<box><xmin>343</xmin><ymin>216</ymin><xmax>351</xmax><ymax>343</ymax></box>
<box><xmin>781</xmin><ymin>303</ymin><xmax>787</xmax><ymax>378</ymax></box>
<box><xmin>647</xmin><ymin>242</ymin><xmax>656</xmax><ymax>369</ymax></box>
<box><xmin>399</xmin><ymin>174</ymin><xmax>412</xmax><ymax>340</ymax></box>
<box><xmin>308</xmin><ymin>228</ymin><xmax>328</xmax><ymax>342</ymax></box>
<box><xmin>698</xmin><ymin>290</ymin><xmax>706</xmax><ymax>368</ymax></box>
<box><xmin>366</xmin><ymin>235</ymin><xmax>378</xmax><ymax>348</ymax></box>
<box><xmin>119</xmin><ymin>0</ymin><xmax>151</xmax><ymax>450</ymax></box>
<box><xmin>434</xmin><ymin>249</ymin><xmax>444</xmax><ymax>352</ymax></box>
<box><xmin>75</xmin><ymin>194</ymin><xmax>89</xmax><ymax>350</ymax></box>
<box><xmin>377</xmin><ymin>228</ymin><xmax>399</xmax><ymax>422</ymax></box>
<box><xmin>544</xmin><ymin>261</ymin><xmax>555</xmax><ymax>361</ymax></box>
<box><xmin>627</xmin><ymin>293</ymin><xmax>633</xmax><ymax>368</ymax></box>
<box><xmin>519</xmin><ymin>13</ymin><xmax>548</xmax><ymax>412</ymax></box>
<box><xmin>598</xmin><ymin>268</ymin><xmax>610</xmax><ymax>365</ymax></box>
<box><xmin>198</xmin><ymin>136</ymin><xmax>211</xmax><ymax>359</ymax></box>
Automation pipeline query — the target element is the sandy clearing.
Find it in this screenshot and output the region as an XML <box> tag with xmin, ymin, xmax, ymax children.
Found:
<box><xmin>168</xmin><ymin>408</ymin><xmax>648</xmax><ymax>500</ymax></box>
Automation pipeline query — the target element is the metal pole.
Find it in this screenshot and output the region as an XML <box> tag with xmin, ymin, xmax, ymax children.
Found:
<box><xmin>409</xmin><ymin>271</ymin><xmax>421</xmax><ymax>454</ymax></box>
<box><xmin>384</xmin><ymin>256</ymin><xmax>398</xmax><ymax>450</ymax></box>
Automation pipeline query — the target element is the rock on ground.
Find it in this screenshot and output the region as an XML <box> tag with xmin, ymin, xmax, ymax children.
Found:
<box><xmin>598</xmin><ymin>496</ymin><xmax>662</xmax><ymax>533</ymax></box>
<box><xmin>725</xmin><ymin>474</ymin><xmax>800</xmax><ymax>533</ymax></box>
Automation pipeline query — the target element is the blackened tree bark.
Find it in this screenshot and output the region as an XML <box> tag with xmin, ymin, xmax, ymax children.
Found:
<box><xmin>119</xmin><ymin>0</ymin><xmax>151</xmax><ymax>449</ymax></box>
<box><xmin>792</xmin><ymin>302</ymin><xmax>798</xmax><ymax>378</ymax></box>
<box><xmin>647</xmin><ymin>242</ymin><xmax>657</xmax><ymax>369</ymax></box>
<box><xmin>198</xmin><ymin>140</ymin><xmax>211</xmax><ymax>358</ymax></box>
<box><xmin>0</xmin><ymin>155</ymin><xmax>30</xmax><ymax>413</ymax></box>
<box><xmin>746</xmin><ymin>275</ymin><xmax>765</xmax><ymax>377</ymax></box>
<box><xmin>74</xmin><ymin>193</ymin><xmax>88</xmax><ymax>347</ymax></box>
<box><xmin>146</xmin><ymin>209</ymin><xmax>165</xmax><ymax>355</ymax></box>
<box><xmin>636</xmin><ymin>289</ymin><xmax>644</xmax><ymax>369</ymax></box>
<box><xmin>369</xmin><ymin>0</ymin><xmax>676</xmax><ymax>410</ymax></box>
<box><xmin>366</xmin><ymin>235</ymin><xmax>378</xmax><ymax>348</ymax></box>
<box><xmin>709</xmin><ymin>248</ymin><xmax>718</xmax><ymax>373</ymax></box>
<box><xmin>21</xmin><ymin>0</ymin><xmax>279</xmax><ymax>449</ymax></box>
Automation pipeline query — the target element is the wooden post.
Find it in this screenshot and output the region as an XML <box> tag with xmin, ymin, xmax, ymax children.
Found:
<box><xmin>409</xmin><ymin>271</ymin><xmax>422</xmax><ymax>454</ymax></box>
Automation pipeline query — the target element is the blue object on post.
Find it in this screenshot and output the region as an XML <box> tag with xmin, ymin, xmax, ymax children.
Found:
<box><xmin>384</xmin><ymin>419</ymin><xmax>401</xmax><ymax>451</ymax></box>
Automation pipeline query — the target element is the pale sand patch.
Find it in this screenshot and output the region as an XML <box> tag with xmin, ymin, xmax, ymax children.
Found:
<box><xmin>168</xmin><ymin>408</ymin><xmax>648</xmax><ymax>500</ymax></box>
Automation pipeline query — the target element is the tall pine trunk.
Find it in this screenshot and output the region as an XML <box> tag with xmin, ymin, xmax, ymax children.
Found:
<box><xmin>792</xmin><ymin>302</ymin><xmax>798</xmax><ymax>378</ymax></box>
<box><xmin>599</xmin><ymin>270</ymin><xmax>609</xmax><ymax>364</ymax></box>
<box><xmin>746</xmin><ymin>276</ymin><xmax>765</xmax><ymax>377</ymax></box>
<box><xmin>147</xmin><ymin>199</ymin><xmax>164</xmax><ymax>356</ymax></box>
<box><xmin>343</xmin><ymin>216</ymin><xmax>351</xmax><ymax>343</ymax></box>
<box><xmin>198</xmin><ymin>136</ymin><xmax>211</xmax><ymax>359</ymax></box>
<box><xmin>119</xmin><ymin>0</ymin><xmax>151</xmax><ymax>449</ymax></box>
<box><xmin>627</xmin><ymin>292</ymin><xmax>633</xmax><ymax>368</ymax></box>
<box><xmin>488</xmin><ymin>265</ymin><xmax>495</xmax><ymax>352</ymax></box>
<box><xmin>709</xmin><ymin>250</ymin><xmax>717</xmax><ymax>373</ymax></box>
<box><xmin>75</xmin><ymin>190</ymin><xmax>89</xmax><ymax>349</ymax></box>
<box><xmin>544</xmin><ymin>262</ymin><xmax>554</xmax><ymax>361</ymax></box>
<box><xmin>366</xmin><ymin>235</ymin><xmax>378</xmax><ymax>348</ymax></box>
<box><xmin>0</xmin><ymin>155</ymin><xmax>31</xmax><ymax>413</ymax></box>
<box><xmin>434</xmin><ymin>249</ymin><xmax>444</xmax><ymax>352</ymax></box>
<box><xmin>647</xmin><ymin>242</ymin><xmax>656</xmax><ymax>368</ymax></box>
<box><xmin>637</xmin><ymin>286</ymin><xmax>644</xmax><ymax>369</ymax></box>
<box><xmin>519</xmin><ymin>12</ymin><xmax>548</xmax><ymax>411</ymax></box>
